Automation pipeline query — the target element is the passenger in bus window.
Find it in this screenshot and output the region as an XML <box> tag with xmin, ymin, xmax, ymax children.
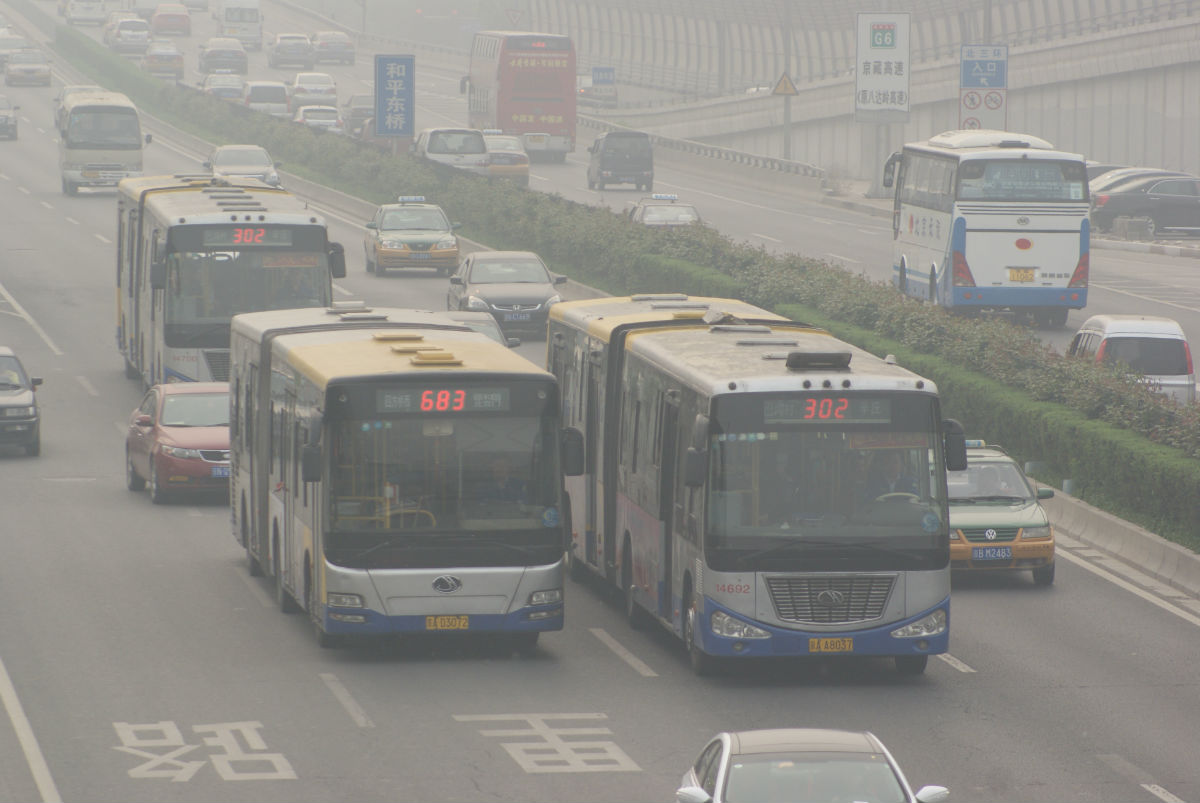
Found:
<box><xmin>477</xmin><ymin>456</ymin><xmax>525</xmax><ymax>503</ymax></box>
<box><xmin>864</xmin><ymin>451</ymin><xmax>918</xmax><ymax>499</ymax></box>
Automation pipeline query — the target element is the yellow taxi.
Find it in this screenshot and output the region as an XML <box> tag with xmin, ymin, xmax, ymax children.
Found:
<box><xmin>482</xmin><ymin>130</ymin><xmax>530</xmax><ymax>188</ymax></box>
<box><xmin>362</xmin><ymin>196</ymin><xmax>460</xmax><ymax>277</ymax></box>
<box><xmin>948</xmin><ymin>441</ymin><xmax>1056</xmax><ymax>585</ymax></box>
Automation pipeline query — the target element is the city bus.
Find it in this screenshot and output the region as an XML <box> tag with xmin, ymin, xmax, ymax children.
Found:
<box><xmin>59</xmin><ymin>91</ymin><xmax>150</xmax><ymax>195</ymax></box>
<box><xmin>116</xmin><ymin>175</ymin><xmax>346</xmax><ymax>386</ymax></box>
<box><xmin>548</xmin><ymin>294</ymin><xmax>967</xmax><ymax>675</ymax></box>
<box><xmin>229</xmin><ymin>310</ymin><xmax>583</xmax><ymax>648</ymax></box>
<box><xmin>463</xmin><ymin>31</ymin><xmax>576</xmax><ymax>162</ymax></box>
<box><xmin>883</xmin><ymin>130</ymin><xmax>1090</xmax><ymax>329</ymax></box>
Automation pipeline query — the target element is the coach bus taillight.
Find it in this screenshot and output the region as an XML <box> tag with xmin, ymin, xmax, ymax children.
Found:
<box><xmin>951</xmin><ymin>251</ymin><xmax>975</xmax><ymax>286</ymax></box>
<box><xmin>1068</xmin><ymin>252</ymin><xmax>1089</xmax><ymax>288</ymax></box>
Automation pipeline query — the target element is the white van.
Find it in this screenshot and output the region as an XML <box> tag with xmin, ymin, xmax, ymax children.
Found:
<box><xmin>59</xmin><ymin>91</ymin><xmax>151</xmax><ymax>195</ymax></box>
<box><xmin>65</xmin><ymin>0</ymin><xmax>107</xmax><ymax>25</ymax></box>
<box><xmin>214</xmin><ymin>0</ymin><xmax>262</xmax><ymax>50</ymax></box>
<box><xmin>410</xmin><ymin>127</ymin><xmax>489</xmax><ymax>175</ymax></box>
<box><xmin>1068</xmin><ymin>314</ymin><xmax>1196</xmax><ymax>404</ymax></box>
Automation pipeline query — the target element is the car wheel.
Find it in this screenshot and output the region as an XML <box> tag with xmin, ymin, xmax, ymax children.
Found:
<box><xmin>1146</xmin><ymin>216</ymin><xmax>1159</xmax><ymax>239</ymax></box>
<box><xmin>894</xmin><ymin>654</ymin><xmax>929</xmax><ymax>675</ymax></box>
<box><xmin>126</xmin><ymin>446</ymin><xmax>145</xmax><ymax>490</ymax></box>
<box><xmin>587</xmin><ymin>179</ymin><xmax>594</xmax><ymax>190</ymax></box>
<box><xmin>684</xmin><ymin>592</ymin><xmax>714</xmax><ymax>675</ymax></box>
<box><xmin>364</xmin><ymin>254</ymin><xmax>375</xmax><ymax>274</ymax></box>
<box><xmin>1032</xmin><ymin>563</ymin><xmax>1056</xmax><ymax>586</ymax></box>
<box><xmin>149</xmin><ymin>459</ymin><xmax>169</xmax><ymax>504</ymax></box>
<box><xmin>25</xmin><ymin>430</ymin><xmax>40</xmax><ymax>457</ymax></box>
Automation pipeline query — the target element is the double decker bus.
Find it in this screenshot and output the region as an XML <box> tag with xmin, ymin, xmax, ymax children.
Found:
<box><xmin>463</xmin><ymin>31</ymin><xmax>575</xmax><ymax>162</ymax></box>
<box><xmin>883</xmin><ymin>130</ymin><xmax>1090</xmax><ymax>329</ymax></box>
<box><xmin>548</xmin><ymin>295</ymin><xmax>966</xmax><ymax>675</ymax></box>
<box><xmin>229</xmin><ymin>309</ymin><xmax>583</xmax><ymax>648</ymax></box>
<box><xmin>116</xmin><ymin>175</ymin><xmax>346</xmax><ymax>385</ymax></box>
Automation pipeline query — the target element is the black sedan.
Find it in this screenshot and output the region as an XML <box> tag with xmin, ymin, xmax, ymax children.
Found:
<box><xmin>0</xmin><ymin>94</ymin><xmax>18</xmax><ymax>139</ymax></box>
<box><xmin>446</xmin><ymin>251</ymin><xmax>566</xmax><ymax>339</ymax></box>
<box><xmin>1090</xmin><ymin>174</ymin><xmax>1200</xmax><ymax>236</ymax></box>
<box><xmin>0</xmin><ymin>346</ymin><xmax>42</xmax><ymax>456</ymax></box>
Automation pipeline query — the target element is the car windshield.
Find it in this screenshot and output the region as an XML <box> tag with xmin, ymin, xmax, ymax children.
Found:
<box><xmin>469</xmin><ymin>259</ymin><xmax>549</xmax><ymax>284</ymax></box>
<box><xmin>948</xmin><ymin>459</ymin><xmax>1033</xmax><ymax>502</ymax></box>
<box><xmin>213</xmin><ymin>148</ymin><xmax>271</xmax><ymax>167</ymax></box>
<box><xmin>161</xmin><ymin>393</ymin><xmax>230</xmax><ymax>427</ymax></box>
<box><xmin>427</xmin><ymin>131</ymin><xmax>486</xmax><ymax>155</ymax></box>
<box><xmin>146</xmin><ymin>44</ymin><xmax>178</xmax><ymax>55</ymax></box>
<box><xmin>297</xmin><ymin>75</ymin><xmax>333</xmax><ymax>87</ymax></box>
<box><xmin>119</xmin><ymin>21</ymin><xmax>149</xmax><ymax>32</ymax></box>
<box><xmin>380</xmin><ymin>208</ymin><xmax>448</xmax><ymax>231</ymax></box>
<box><xmin>0</xmin><ymin>356</ymin><xmax>28</xmax><ymax>388</ymax></box>
<box><xmin>722</xmin><ymin>753</ymin><xmax>906</xmax><ymax>803</ymax></box>
<box><xmin>207</xmin><ymin>75</ymin><xmax>242</xmax><ymax>87</ymax></box>
<box><xmin>485</xmin><ymin>136</ymin><xmax>523</xmax><ymax>153</ymax></box>
<box><xmin>248</xmin><ymin>86</ymin><xmax>286</xmax><ymax>102</ymax></box>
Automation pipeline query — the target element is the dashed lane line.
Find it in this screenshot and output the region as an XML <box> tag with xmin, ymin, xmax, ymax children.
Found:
<box><xmin>75</xmin><ymin>376</ymin><xmax>98</xmax><ymax>397</ymax></box>
<box><xmin>935</xmin><ymin>653</ymin><xmax>977</xmax><ymax>673</ymax></box>
<box><xmin>0</xmin><ymin>278</ymin><xmax>63</xmax><ymax>355</ymax></box>
<box><xmin>319</xmin><ymin>673</ymin><xmax>375</xmax><ymax>728</ymax></box>
<box><xmin>589</xmin><ymin>628</ymin><xmax>658</xmax><ymax>677</ymax></box>
<box><xmin>94</xmin><ymin>234</ymin><xmax>111</xmax><ymax>244</ymax></box>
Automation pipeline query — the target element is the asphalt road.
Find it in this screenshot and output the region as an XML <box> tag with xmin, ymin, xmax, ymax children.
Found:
<box><xmin>0</xmin><ymin>2</ymin><xmax>1199</xmax><ymax>802</ymax></box>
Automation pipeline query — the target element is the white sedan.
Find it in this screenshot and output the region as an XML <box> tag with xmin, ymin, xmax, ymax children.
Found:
<box><xmin>292</xmin><ymin>105</ymin><xmax>343</xmax><ymax>135</ymax></box>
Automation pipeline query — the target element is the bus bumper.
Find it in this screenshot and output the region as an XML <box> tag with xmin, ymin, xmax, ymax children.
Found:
<box><xmin>318</xmin><ymin>603</ymin><xmax>564</xmax><ymax>635</ymax></box>
<box><xmin>692</xmin><ymin>595</ymin><xmax>949</xmax><ymax>659</ymax></box>
<box><xmin>948</xmin><ymin>285</ymin><xmax>1087</xmax><ymax>310</ymax></box>
<box><xmin>62</xmin><ymin>167</ymin><xmax>143</xmax><ymax>188</ymax></box>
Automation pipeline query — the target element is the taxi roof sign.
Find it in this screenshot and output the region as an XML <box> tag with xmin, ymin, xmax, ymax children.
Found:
<box><xmin>651</xmin><ymin>193</ymin><xmax>678</xmax><ymax>201</ymax></box>
<box><xmin>396</xmin><ymin>195</ymin><xmax>426</xmax><ymax>203</ymax></box>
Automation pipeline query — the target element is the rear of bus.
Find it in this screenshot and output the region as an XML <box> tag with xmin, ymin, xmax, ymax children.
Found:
<box><xmin>495</xmin><ymin>34</ymin><xmax>575</xmax><ymax>161</ymax></box>
<box><xmin>949</xmin><ymin>147</ymin><xmax>1090</xmax><ymax>327</ymax></box>
<box><xmin>59</xmin><ymin>93</ymin><xmax>148</xmax><ymax>195</ymax></box>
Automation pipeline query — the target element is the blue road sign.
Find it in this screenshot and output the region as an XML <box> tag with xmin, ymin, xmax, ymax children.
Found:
<box><xmin>375</xmin><ymin>54</ymin><xmax>415</xmax><ymax>138</ymax></box>
<box><xmin>960</xmin><ymin>45</ymin><xmax>1008</xmax><ymax>89</ymax></box>
<box><xmin>592</xmin><ymin>66</ymin><xmax>615</xmax><ymax>86</ymax></box>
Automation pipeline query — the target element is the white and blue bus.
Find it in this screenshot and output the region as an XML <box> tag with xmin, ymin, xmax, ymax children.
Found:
<box><xmin>883</xmin><ymin>130</ymin><xmax>1090</xmax><ymax>328</ymax></box>
<box><xmin>548</xmin><ymin>295</ymin><xmax>967</xmax><ymax>675</ymax></box>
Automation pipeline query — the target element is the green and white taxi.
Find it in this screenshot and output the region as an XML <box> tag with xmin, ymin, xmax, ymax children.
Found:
<box><xmin>363</xmin><ymin>196</ymin><xmax>460</xmax><ymax>277</ymax></box>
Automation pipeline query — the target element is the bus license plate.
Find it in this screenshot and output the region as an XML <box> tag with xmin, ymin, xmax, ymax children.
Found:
<box><xmin>972</xmin><ymin>546</ymin><xmax>1012</xmax><ymax>560</ymax></box>
<box><xmin>1008</xmin><ymin>268</ymin><xmax>1035</xmax><ymax>282</ymax></box>
<box><xmin>808</xmin><ymin>637</ymin><xmax>853</xmax><ymax>653</ymax></box>
<box><xmin>426</xmin><ymin>615</ymin><xmax>469</xmax><ymax>630</ymax></box>
<box><xmin>504</xmin><ymin>312</ymin><xmax>531</xmax><ymax>322</ymax></box>
<box><xmin>211</xmin><ymin>465</ymin><xmax>231</xmax><ymax>478</ymax></box>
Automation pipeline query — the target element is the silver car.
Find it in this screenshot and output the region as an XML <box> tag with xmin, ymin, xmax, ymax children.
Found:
<box><xmin>203</xmin><ymin>144</ymin><xmax>281</xmax><ymax>186</ymax></box>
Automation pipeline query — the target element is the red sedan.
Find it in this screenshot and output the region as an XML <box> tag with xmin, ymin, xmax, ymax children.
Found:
<box><xmin>150</xmin><ymin>3</ymin><xmax>191</xmax><ymax>36</ymax></box>
<box><xmin>125</xmin><ymin>382</ymin><xmax>230</xmax><ymax>504</ymax></box>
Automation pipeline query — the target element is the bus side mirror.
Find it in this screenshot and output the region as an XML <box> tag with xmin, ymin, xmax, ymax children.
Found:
<box><xmin>301</xmin><ymin>444</ymin><xmax>321</xmax><ymax>483</ymax></box>
<box><xmin>684</xmin><ymin>447</ymin><xmax>707</xmax><ymax>487</ymax></box>
<box><xmin>328</xmin><ymin>241</ymin><xmax>346</xmax><ymax>278</ymax></box>
<box><xmin>562</xmin><ymin>427</ymin><xmax>584</xmax><ymax>476</ymax></box>
<box><xmin>943</xmin><ymin>418</ymin><xmax>967</xmax><ymax>471</ymax></box>
<box><xmin>882</xmin><ymin>151</ymin><xmax>899</xmax><ymax>189</ymax></box>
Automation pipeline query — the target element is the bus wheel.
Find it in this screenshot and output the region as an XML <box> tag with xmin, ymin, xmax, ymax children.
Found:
<box><xmin>928</xmin><ymin>276</ymin><xmax>939</xmax><ymax>306</ymax></box>
<box><xmin>124</xmin><ymin>357</ymin><xmax>140</xmax><ymax>380</ymax></box>
<box><xmin>62</xmin><ymin>178</ymin><xmax>77</xmax><ymax>196</ymax></box>
<box><xmin>894</xmin><ymin>655</ymin><xmax>928</xmax><ymax>676</ymax></box>
<box><xmin>243</xmin><ymin>511</ymin><xmax>262</xmax><ymax>577</ymax></box>
<box><xmin>684</xmin><ymin>593</ymin><xmax>715</xmax><ymax>676</ymax></box>
<box><xmin>896</xmin><ymin>265</ymin><xmax>908</xmax><ymax>294</ymax></box>
<box><xmin>622</xmin><ymin>546</ymin><xmax>644</xmax><ymax>630</ymax></box>
<box><xmin>513</xmin><ymin>632</ymin><xmax>539</xmax><ymax>655</ymax></box>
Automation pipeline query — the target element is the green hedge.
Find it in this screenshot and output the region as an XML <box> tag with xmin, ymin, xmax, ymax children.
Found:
<box><xmin>36</xmin><ymin>6</ymin><xmax>1200</xmax><ymax>548</ymax></box>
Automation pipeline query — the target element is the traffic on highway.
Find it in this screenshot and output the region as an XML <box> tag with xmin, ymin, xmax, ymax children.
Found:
<box><xmin>0</xmin><ymin>1</ymin><xmax>1198</xmax><ymax>802</ymax></box>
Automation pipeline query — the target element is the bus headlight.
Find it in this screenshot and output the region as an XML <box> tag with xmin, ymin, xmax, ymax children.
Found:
<box><xmin>327</xmin><ymin>593</ymin><xmax>364</xmax><ymax>608</ymax></box>
<box><xmin>466</xmin><ymin>295</ymin><xmax>489</xmax><ymax>311</ymax></box>
<box><xmin>711</xmin><ymin>610</ymin><xmax>769</xmax><ymax>639</ymax></box>
<box><xmin>1022</xmin><ymin>525</ymin><xmax>1052</xmax><ymax>540</ymax></box>
<box><xmin>161</xmin><ymin>444</ymin><xmax>202</xmax><ymax>459</ymax></box>
<box><xmin>528</xmin><ymin>589</ymin><xmax>562</xmax><ymax>606</ymax></box>
<box><xmin>891</xmin><ymin>609</ymin><xmax>946</xmax><ymax>639</ymax></box>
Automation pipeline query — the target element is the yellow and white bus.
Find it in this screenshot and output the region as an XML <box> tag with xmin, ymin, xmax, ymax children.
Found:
<box><xmin>229</xmin><ymin>308</ymin><xmax>583</xmax><ymax>648</ymax></box>
<box><xmin>548</xmin><ymin>294</ymin><xmax>966</xmax><ymax>675</ymax></box>
<box><xmin>116</xmin><ymin>175</ymin><xmax>346</xmax><ymax>386</ymax></box>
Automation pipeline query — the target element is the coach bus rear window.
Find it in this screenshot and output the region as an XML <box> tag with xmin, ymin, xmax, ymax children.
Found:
<box><xmin>956</xmin><ymin>159</ymin><xmax>1087</xmax><ymax>202</ymax></box>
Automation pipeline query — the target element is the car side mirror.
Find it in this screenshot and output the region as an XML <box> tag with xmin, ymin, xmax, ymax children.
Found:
<box><xmin>144</xmin><ymin>133</ymin><xmax>153</xmax><ymax>145</ymax></box>
<box><xmin>1037</xmin><ymin>487</ymin><xmax>1055</xmax><ymax>500</ymax></box>
<box><xmin>505</xmin><ymin>337</ymin><xmax>521</xmax><ymax>348</ymax></box>
<box><xmin>676</xmin><ymin>786</ymin><xmax>712</xmax><ymax>803</ymax></box>
<box><xmin>135</xmin><ymin>413</ymin><xmax>152</xmax><ymax>427</ymax></box>
<box><xmin>301</xmin><ymin>444</ymin><xmax>321</xmax><ymax>483</ymax></box>
<box><xmin>327</xmin><ymin>241</ymin><xmax>346</xmax><ymax>279</ymax></box>
<box><xmin>365</xmin><ymin>221</ymin><xmax>377</xmax><ymax>229</ymax></box>
<box><xmin>201</xmin><ymin>160</ymin><xmax>211</xmax><ymax>169</ymax></box>
<box><xmin>449</xmin><ymin>276</ymin><xmax>464</xmax><ymax>285</ymax></box>
<box><xmin>562</xmin><ymin>427</ymin><xmax>584</xmax><ymax>476</ymax></box>
<box><xmin>553</xmin><ymin>275</ymin><xmax>567</xmax><ymax>285</ymax></box>
<box><xmin>31</xmin><ymin>377</ymin><xmax>43</xmax><ymax>388</ymax></box>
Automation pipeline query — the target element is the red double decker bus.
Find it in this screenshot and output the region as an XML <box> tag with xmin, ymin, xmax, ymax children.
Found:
<box><xmin>464</xmin><ymin>31</ymin><xmax>576</xmax><ymax>162</ymax></box>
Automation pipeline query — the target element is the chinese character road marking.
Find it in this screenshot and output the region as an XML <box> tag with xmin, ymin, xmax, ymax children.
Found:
<box><xmin>114</xmin><ymin>721</ymin><xmax>296</xmax><ymax>781</ymax></box>
<box><xmin>454</xmin><ymin>713</ymin><xmax>640</xmax><ymax>773</ymax></box>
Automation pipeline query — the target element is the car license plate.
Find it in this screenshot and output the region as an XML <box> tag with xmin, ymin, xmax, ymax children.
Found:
<box><xmin>211</xmin><ymin>465</ymin><xmax>231</xmax><ymax>478</ymax></box>
<box><xmin>972</xmin><ymin>546</ymin><xmax>1013</xmax><ymax>560</ymax></box>
<box><xmin>409</xmin><ymin>252</ymin><xmax>430</xmax><ymax>259</ymax></box>
<box><xmin>808</xmin><ymin>637</ymin><xmax>853</xmax><ymax>653</ymax></box>
<box><xmin>504</xmin><ymin>312</ymin><xmax>532</xmax><ymax>322</ymax></box>
<box><xmin>425</xmin><ymin>615</ymin><xmax>468</xmax><ymax>630</ymax></box>
<box><xmin>1008</xmin><ymin>268</ymin><xmax>1035</xmax><ymax>282</ymax></box>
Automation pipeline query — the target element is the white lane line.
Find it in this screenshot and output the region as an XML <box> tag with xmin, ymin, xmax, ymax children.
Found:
<box><xmin>75</xmin><ymin>376</ymin><xmax>98</xmax><ymax>397</ymax></box>
<box><xmin>233</xmin><ymin>568</ymin><xmax>274</xmax><ymax>609</ymax></box>
<box><xmin>751</xmin><ymin>232</ymin><xmax>782</xmax><ymax>243</ymax></box>
<box><xmin>1057</xmin><ymin>549</ymin><xmax>1200</xmax><ymax>629</ymax></box>
<box><xmin>0</xmin><ymin>279</ymin><xmax>64</xmax><ymax>355</ymax></box>
<box><xmin>825</xmin><ymin>252</ymin><xmax>861</xmax><ymax>263</ymax></box>
<box><xmin>319</xmin><ymin>673</ymin><xmax>375</xmax><ymax>728</ymax></box>
<box><xmin>94</xmin><ymin>234</ymin><xmax>111</xmax><ymax>244</ymax></box>
<box><xmin>0</xmin><ymin>173</ymin><xmax>9</xmax><ymax>180</ymax></box>
<box><xmin>589</xmin><ymin>627</ymin><xmax>658</xmax><ymax>677</ymax></box>
<box><xmin>1098</xmin><ymin>754</ymin><xmax>1185</xmax><ymax>803</ymax></box>
<box><xmin>0</xmin><ymin>654</ymin><xmax>63</xmax><ymax>803</ymax></box>
<box><xmin>36</xmin><ymin>127</ymin><xmax>45</xmax><ymax>134</ymax></box>
<box><xmin>529</xmin><ymin>173</ymin><xmax>548</xmax><ymax>182</ymax></box>
<box><xmin>935</xmin><ymin>653</ymin><xmax>976</xmax><ymax>673</ymax></box>
<box><xmin>332</xmin><ymin>282</ymin><xmax>354</xmax><ymax>297</ymax></box>
<box><xmin>1142</xmin><ymin>785</ymin><xmax>1186</xmax><ymax>803</ymax></box>
<box><xmin>66</xmin><ymin>217</ymin><xmax>79</xmax><ymax>225</ymax></box>
<box><xmin>20</xmin><ymin>116</ymin><xmax>30</xmax><ymax>124</ymax></box>
<box><xmin>18</xmin><ymin>186</ymin><xmax>30</xmax><ymax>195</ymax></box>
<box><xmin>39</xmin><ymin>201</ymin><xmax>52</xmax><ymax>210</ymax></box>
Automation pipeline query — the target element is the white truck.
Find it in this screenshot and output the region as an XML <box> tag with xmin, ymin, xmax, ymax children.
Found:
<box><xmin>213</xmin><ymin>0</ymin><xmax>263</xmax><ymax>50</ymax></box>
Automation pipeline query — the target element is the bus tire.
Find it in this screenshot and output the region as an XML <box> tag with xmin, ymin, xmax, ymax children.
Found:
<box><xmin>243</xmin><ymin>508</ymin><xmax>262</xmax><ymax>576</ymax></box>
<box><xmin>894</xmin><ymin>654</ymin><xmax>928</xmax><ymax>676</ymax></box>
<box><xmin>684</xmin><ymin>590</ymin><xmax>715</xmax><ymax>676</ymax></box>
<box><xmin>62</xmin><ymin>178</ymin><xmax>77</xmax><ymax>196</ymax></box>
<box><xmin>896</xmin><ymin>264</ymin><xmax>908</xmax><ymax>295</ymax></box>
<box><xmin>929</xmin><ymin>275</ymin><xmax>939</xmax><ymax>306</ymax></box>
<box><xmin>125</xmin><ymin>447</ymin><xmax>145</xmax><ymax>491</ymax></box>
<box><xmin>622</xmin><ymin>543</ymin><xmax>644</xmax><ymax>630</ymax></box>
<box><xmin>124</xmin><ymin>356</ymin><xmax>140</xmax><ymax>380</ymax></box>
<box><xmin>513</xmin><ymin>632</ymin><xmax>539</xmax><ymax>654</ymax></box>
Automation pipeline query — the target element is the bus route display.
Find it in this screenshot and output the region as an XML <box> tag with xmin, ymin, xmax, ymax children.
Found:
<box><xmin>764</xmin><ymin>396</ymin><xmax>891</xmax><ymax>425</ymax></box>
<box><xmin>376</xmin><ymin>387</ymin><xmax>511</xmax><ymax>414</ymax></box>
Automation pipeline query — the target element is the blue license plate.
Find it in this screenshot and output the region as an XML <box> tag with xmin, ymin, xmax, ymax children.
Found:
<box><xmin>211</xmin><ymin>465</ymin><xmax>231</xmax><ymax>478</ymax></box>
<box><xmin>504</xmin><ymin>312</ymin><xmax>532</xmax><ymax>322</ymax></box>
<box><xmin>972</xmin><ymin>546</ymin><xmax>1012</xmax><ymax>560</ymax></box>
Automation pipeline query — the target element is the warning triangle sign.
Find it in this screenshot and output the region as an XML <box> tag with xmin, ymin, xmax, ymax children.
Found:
<box><xmin>772</xmin><ymin>72</ymin><xmax>799</xmax><ymax>96</ymax></box>
<box><xmin>506</xmin><ymin>8</ymin><xmax>522</xmax><ymax>26</ymax></box>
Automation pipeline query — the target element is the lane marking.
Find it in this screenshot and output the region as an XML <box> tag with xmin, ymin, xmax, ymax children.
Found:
<box><xmin>588</xmin><ymin>628</ymin><xmax>658</xmax><ymax>677</ymax></box>
<box><xmin>75</xmin><ymin>376</ymin><xmax>98</xmax><ymax>397</ymax></box>
<box><xmin>66</xmin><ymin>217</ymin><xmax>79</xmax><ymax>225</ymax></box>
<box><xmin>935</xmin><ymin>653</ymin><xmax>976</xmax><ymax>673</ymax></box>
<box><xmin>0</xmin><ymin>654</ymin><xmax>63</xmax><ymax>803</ymax></box>
<box><xmin>332</xmin><ymin>282</ymin><xmax>353</xmax><ymax>297</ymax></box>
<box><xmin>36</xmin><ymin>127</ymin><xmax>44</xmax><ymax>134</ymax></box>
<box><xmin>39</xmin><ymin>201</ymin><xmax>52</xmax><ymax>210</ymax></box>
<box><xmin>233</xmin><ymin>567</ymin><xmax>274</xmax><ymax>609</ymax></box>
<box><xmin>825</xmin><ymin>252</ymin><xmax>861</xmax><ymax>263</ymax></box>
<box><xmin>319</xmin><ymin>673</ymin><xmax>375</xmax><ymax>728</ymax></box>
<box><xmin>752</xmin><ymin>232</ymin><xmax>781</xmax><ymax>243</ymax></box>
<box><xmin>0</xmin><ymin>173</ymin><xmax>9</xmax><ymax>180</ymax></box>
<box><xmin>1097</xmin><ymin>754</ymin><xmax>1185</xmax><ymax>803</ymax></box>
<box><xmin>1142</xmin><ymin>784</ymin><xmax>1186</xmax><ymax>803</ymax></box>
<box><xmin>0</xmin><ymin>278</ymin><xmax>64</xmax><ymax>355</ymax></box>
<box><xmin>18</xmin><ymin>186</ymin><xmax>30</xmax><ymax>195</ymax></box>
<box><xmin>1057</xmin><ymin>549</ymin><xmax>1200</xmax><ymax>628</ymax></box>
<box><xmin>94</xmin><ymin>234</ymin><xmax>111</xmax><ymax>244</ymax></box>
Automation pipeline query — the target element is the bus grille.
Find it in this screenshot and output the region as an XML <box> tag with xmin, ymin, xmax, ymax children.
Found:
<box><xmin>960</xmin><ymin>527</ymin><xmax>1019</xmax><ymax>543</ymax></box>
<box><xmin>204</xmin><ymin>350</ymin><xmax>231</xmax><ymax>381</ymax></box>
<box><xmin>766</xmin><ymin>575</ymin><xmax>895</xmax><ymax>625</ymax></box>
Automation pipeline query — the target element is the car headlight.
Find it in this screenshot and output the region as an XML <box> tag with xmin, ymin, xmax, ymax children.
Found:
<box><xmin>545</xmin><ymin>294</ymin><xmax>562</xmax><ymax>306</ymax></box>
<box><xmin>1022</xmin><ymin>525</ymin><xmax>1052</xmax><ymax>540</ymax></box>
<box><xmin>380</xmin><ymin>240</ymin><xmax>404</xmax><ymax>249</ymax></box>
<box><xmin>436</xmin><ymin>237</ymin><xmax>457</xmax><ymax>250</ymax></box>
<box><xmin>466</xmin><ymin>295</ymin><xmax>489</xmax><ymax>311</ymax></box>
<box><xmin>528</xmin><ymin>589</ymin><xmax>562</xmax><ymax>606</ymax></box>
<box><xmin>710</xmin><ymin>610</ymin><xmax>770</xmax><ymax>639</ymax></box>
<box><xmin>160</xmin><ymin>444</ymin><xmax>203</xmax><ymax>459</ymax></box>
<box><xmin>890</xmin><ymin>609</ymin><xmax>947</xmax><ymax>639</ymax></box>
<box><xmin>265</xmin><ymin>173</ymin><xmax>280</xmax><ymax>186</ymax></box>
<box><xmin>949</xmin><ymin>530</ymin><xmax>961</xmax><ymax>541</ymax></box>
<box><xmin>3</xmin><ymin>406</ymin><xmax>35</xmax><ymax>417</ymax></box>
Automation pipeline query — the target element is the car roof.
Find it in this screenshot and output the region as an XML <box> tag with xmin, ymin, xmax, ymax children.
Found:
<box><xmin>1077</xmin><ymin>314</ymin><xmax>1187</xmax><ymax>336</ymax></box>
<box><xmin>154</xmin><ymin>381</ymin><xmax>229</xmax><ymax>395</ymax></box>
<box><xmin>277</xmin><ymin>32</ymin><xmax>310</xmax><ymax>39</ymax></box>
<box><xmin>214</xmin><ymin>144</ymin><xmax>268</xmax><ymax>153</ymax></box>
<box><xmin>379</xmin><ymin>202</ymin><xmax>442</xmax><ymax>211</ymax></box>
<box><xmin>727</xmin><ymin>729</ymin><xmax>882</xmax><ymax>755</ymax></box>
<box><xmin>471</xmin><ymin>250</ymin><xmax>542</xmax><ymax>262</ymax></box>
<box><xmin>294</xmin><ymin>72</ymin><xmax>333</xmax><ymax>80</ymax></box>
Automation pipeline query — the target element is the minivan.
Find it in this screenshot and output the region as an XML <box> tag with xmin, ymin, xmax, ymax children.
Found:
<box><xmin>410</xmin><ymin>128</ymin><xmax>490</xmax><ymax>175</ymax></box>
<box><xmin>241</xmin><ymin>80</ymin><xmax>289</xmax><ymax>118</ymax></box>
<box><xmin>586</xmin><ymin>130</ymin><xmax>653</xmax><ymax>191</ymax></box>
<box><xmin>1068</xmin><ymin>314</ymin><xmax>1195</xmax><ymax>404</ymax></box>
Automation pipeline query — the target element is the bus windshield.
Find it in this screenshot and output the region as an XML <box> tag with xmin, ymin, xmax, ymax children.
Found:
<box><xmin>65</xmin><ymin>109</ymin><xmax>142</xmax><ymax>149</ymax></box>
<box><xmin>956</xmin><ymin>158</ymin><xmax>1088</xmax><ymax>203</ymax></box>
<box><xmin>706</xmin><ymin>393</ymin><xmax>946</xmax><ymax>567</ymax></box>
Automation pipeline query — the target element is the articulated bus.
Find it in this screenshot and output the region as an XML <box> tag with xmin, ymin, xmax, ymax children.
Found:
<box><xmin>548</xmin><ymin>295</ymin><xmax>967</xmax><ymax>675</ymax></box>
<box><xmin>229</xmin><ymin>309</ymin><xmax>583</xmax><ymax>648</ymax></box>
<box><xmin>116</xmin><ymin>175</ymin><xmax>346</xmax><ymax>386</ymax></box>
<box><xmin>464</xmin><ymin>31</ymin><xmax>576</xmax><ymax>162</ymax></box>
<box><xmin>883</xmin><ymin>130</ymin><xmax>1090</xmax><ymax>329</ymax></box>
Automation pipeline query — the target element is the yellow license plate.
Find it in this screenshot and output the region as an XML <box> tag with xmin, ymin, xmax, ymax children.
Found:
<box><xmin>1008</xmin><ymin>268</ymin><xmax>1035</xmax><ymax>282</ymax></box>
<box><xmin>808</xmin><ymin>637</ymin><xmax>853</xmax><ymax>653</ymax></box>
<box><xmin>425</xmin><ymin>615</ymin><xmax>469</xmax><ymax>630</ymax></box>
<box><xmin>82</xmin><ymin>171</ymin><xmax>99</xmax><ymax>178</ymax></box>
